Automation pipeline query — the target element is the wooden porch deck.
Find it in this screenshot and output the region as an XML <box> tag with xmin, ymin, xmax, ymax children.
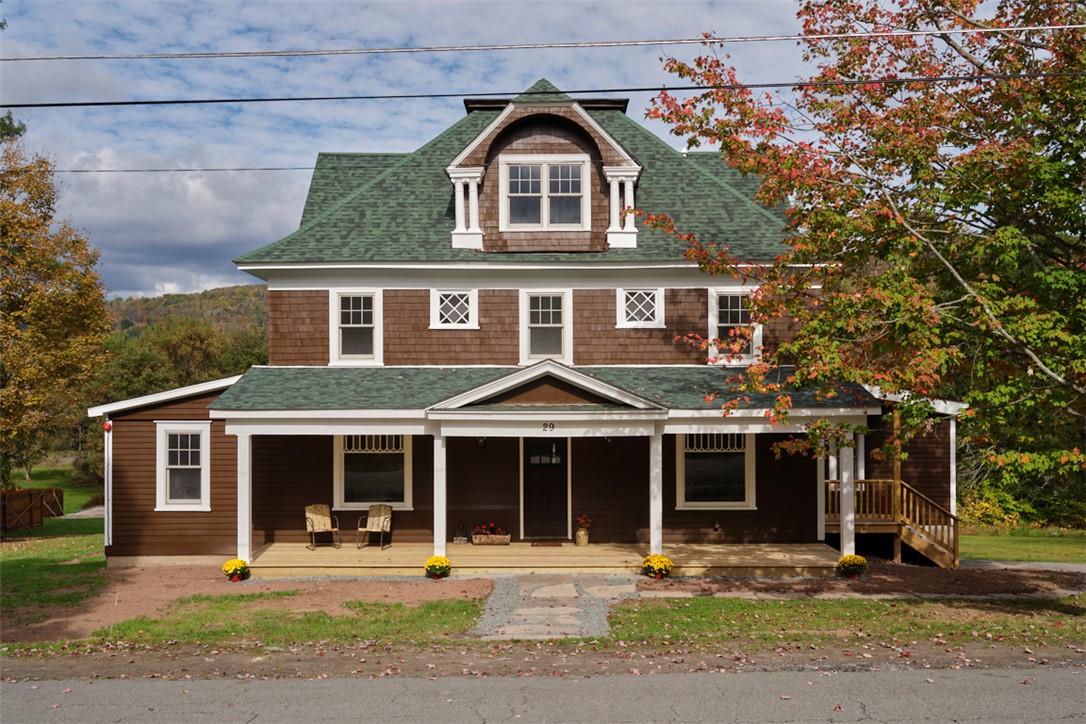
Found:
<box><xmin>250</xmin><ymin>542</ymin><xmax>840</xmax><ymax>578</ymax></box>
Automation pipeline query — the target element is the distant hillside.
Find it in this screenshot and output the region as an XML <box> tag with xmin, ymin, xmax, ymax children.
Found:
<box><xmin>108</xmin><ymin>284</ymin><xmax>267</xmax><ymax>332</ymax></box>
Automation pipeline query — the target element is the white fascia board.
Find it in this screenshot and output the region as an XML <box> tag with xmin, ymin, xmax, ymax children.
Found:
<box><xmin>437</xmin><ymin>420</ymin><xmax>659</xmax><ymax>438</ymax></box>
<box><xmin>447</xmin><ymin>103</ymin><xmax>517</xmax><ymax>168</ymax></box>
<box><xmin>224</xmin><ymin>421</ymin><xmax>430</xmax><ymax>437</ymax></box>
<box><xmin>210</xmin><ymin>409</ymin><xmax>425</xmax><ymax>420</ymax></box>
<box><xmin>667</xmin><ymin>407</ymin><xmax>882</xmax><ymax>418</ymax></box>
<box><xmin>862</xmin><ymin>385</ymin><xmax>969</xmax><ymax>416</ymax></box>
<box><xmin>431</xmin><ymin>359</ymin><xmax>663</xmax><ymax>411</ymax></box>
<box><xmin>570</xmin><ymin>103</ymin><xmax>639</xmax><ymax>167</ymax></box>
<box><xmin>88</xmin><ymin>375</ymin><xmax>242</xmax><ymax>417</ymax></box>
<box><xmin>241</xmin><ymin>261</ymin><xmax>700</xmax><ymax>272</ymax></box>
<box><xmin>427</xmin><ymin>410</ymin><xmax>668</xmax><ymax>422</ymax></box>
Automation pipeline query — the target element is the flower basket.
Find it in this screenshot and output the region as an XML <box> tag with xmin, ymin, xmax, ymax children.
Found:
<box><xmin>424</xmin><ymin>555</ymin><xmax>451</xmax><ymax>579</ymax></box>
<box><xmin>471</xmin><ymin>522</ymin><xmax>510</xmax><ymax>545</ymax></box>
<box><xmin>836</xmin><ymin>554</ymin><xmax>868</xmax><ymax>578</ymax></box>
<box><xmin>641</xmin><ymin>554</ymin><xmax>673</xmax><ymax>579</ymax></box>
<box><xmin>222</xmin><ymin>558</ymin><xmax>250</xmax><ymax>582</ymax></box>
<box><xmin>472</xmin><ymin>534</ymin><xmax>511</xmax><ymax>545</ymax></box>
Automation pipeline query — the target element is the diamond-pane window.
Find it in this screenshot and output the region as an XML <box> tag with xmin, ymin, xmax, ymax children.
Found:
<box><xmin>438</xmin><ymin>292</ymin><xmax>471</xmax><ymax>326</ymax></box>
<box><xmin>624</xmin><ymin>290</ymin><xmax>657</xmax><ymax>324</ymax></box>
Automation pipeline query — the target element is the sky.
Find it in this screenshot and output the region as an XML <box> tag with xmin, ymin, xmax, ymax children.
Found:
<box><xmin>1</xmin><ymin>0</ymin><xmax>808</xmax><ymax>298</ymax></box>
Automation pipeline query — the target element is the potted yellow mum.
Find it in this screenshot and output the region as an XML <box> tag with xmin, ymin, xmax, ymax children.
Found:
<box><xmin>424</xmin><ymin>555</ymin><xmax>452</xmax><ymax>579</ymax></box>
<box><xmin>222</xmin><ymin>558</ymin><xmax>250</xmax><ymax>582</ymax></box>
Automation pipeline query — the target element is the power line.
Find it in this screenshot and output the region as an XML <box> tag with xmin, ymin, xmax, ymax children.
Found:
<box><xmin>55</xmin><ymin>166</ymin><xmax>317</xmax><ymax>172</ymax></box>
<box><xmin>3</xmin><ymin>24</ymin><xmax>1082</xmax><ymax>62</ymax></box>
<box><xmin>3</xmin><ymin>72</ymin><xmax>1078</xmax><ymax>110</ymax></box>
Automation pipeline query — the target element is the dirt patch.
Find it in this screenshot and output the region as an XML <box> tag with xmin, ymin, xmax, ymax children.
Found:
<box><xmin>2</xmin><ymin>565</ymin><xmax>491</xmax><ymax>644</ymax></box>
<box><xmin>637</xmin><ymin>561</ymin><xmax>1086</xmax><ymax>597</ymax></box>
<box><xmin>2</xmin><ymin>640</ymin><xmax>1083</xmax><ymax>682</ymax></box>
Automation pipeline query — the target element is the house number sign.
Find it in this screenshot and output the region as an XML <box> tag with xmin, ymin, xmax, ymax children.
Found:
<box><xmin>541</xmin><ymin>422</ymin><xmax>556</xmax><ymax>431</ymax></box>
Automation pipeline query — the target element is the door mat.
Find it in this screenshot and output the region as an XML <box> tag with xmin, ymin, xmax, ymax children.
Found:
<box><xmin>530</xmin><ymin>541</ymin><xmax>563</xmax><ymax>547</ymax></box>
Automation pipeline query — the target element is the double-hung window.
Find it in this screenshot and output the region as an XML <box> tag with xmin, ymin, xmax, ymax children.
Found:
<box><xmin>333</xmin><ymin>435</ymin><xmax>413</xmax><ymax>510</ymax></box>
<box><xmin>155</xmin><ymin>421</ymin><xmax>211</xmax><ymax>511</ymax></box>
<box><xmin>429</xmin><ymin>289</ymin><xmax>479</xmax><ymax>329</ymax></box>
<box><xmin>616</xmin><ymin>288</ymin><xmax>664</xmax><ymax>328</ymax></box>
<box><xmin>709</xmin><ymin>289</ymin><xmax>762</xmax><ymax>364</ymax></box>
<box><xmin>525</xmin><ymin>293</ymin><xmax>566</xmax><ymax>360</ymax></box>
<box><xmin>331</xmin><ymin>290</ymin><xmax>382</xmax><ymax>364</ymax></box>
<box><xmin>500</xmin><ymin>155</ymin><xmax>591</xmax><ymax>231</ymax></box>
<box><xmin>676</xmin><ymin>433</ymin><xmax>756</xmax><ymax>510</ymax></box>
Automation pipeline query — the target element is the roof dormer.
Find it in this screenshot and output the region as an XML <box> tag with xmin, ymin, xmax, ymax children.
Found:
<box><xmin>445</xmin><ymin>79</ymin><xmax>641</xmax><ymax>252</ymax></box>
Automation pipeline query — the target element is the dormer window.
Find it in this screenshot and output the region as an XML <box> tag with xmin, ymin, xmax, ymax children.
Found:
<box><xmin>499</xmin><ymin>154</ymin><xmax>590</xmax><ymax>231</ymax></box>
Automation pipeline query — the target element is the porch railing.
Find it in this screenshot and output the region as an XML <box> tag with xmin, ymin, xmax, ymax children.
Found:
<box><xmin>825</xmin><ymin>478</ymin><xmax>959</xmax><ymax>567</ymax></box>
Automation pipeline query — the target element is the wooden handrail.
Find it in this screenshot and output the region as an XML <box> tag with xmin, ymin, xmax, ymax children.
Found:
<box><xmin>899</xmin><ymin>481</ymin><xmax>958</xmax><ymax>521</ymax></box>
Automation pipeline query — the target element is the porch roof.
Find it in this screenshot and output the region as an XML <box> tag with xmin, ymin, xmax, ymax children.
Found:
<box><xmin>209</xmin><ymin>364</ymin><xmax>879</xmax><ymax>414</ymax></box>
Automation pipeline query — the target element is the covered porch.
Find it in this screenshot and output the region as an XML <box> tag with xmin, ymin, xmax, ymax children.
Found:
<box><xmin>249</xmin><ymin>541</ymin><xmax>841</xmax><ymax>578</ymax></box>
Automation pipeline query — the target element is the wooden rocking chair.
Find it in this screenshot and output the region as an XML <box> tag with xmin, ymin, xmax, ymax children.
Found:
<box><xmin>304</xmin><ymin>504</ymin><xmax>341</xmax><ymax>549</ymax></box>
<box><xmin>357</xmin><ymin>504</ymin><xmax>393</xmax><ymax>549</ymax></box>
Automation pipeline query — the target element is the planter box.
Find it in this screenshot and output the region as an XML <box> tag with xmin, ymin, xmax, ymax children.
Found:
<box><xmin>472</xmin><ymin>534</ymin><xmax>511</xmax><ymax>545</ymax></box>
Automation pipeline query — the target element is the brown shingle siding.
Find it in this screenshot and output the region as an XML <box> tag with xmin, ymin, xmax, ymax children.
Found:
<box><xmin>383</xmin><ymin>289</ymin><xmax>519</xmax><ymax>365</ymax></box>
<box><xmin>268</xmin><ymin>290</ymin><xmax>328</xmax><ymax>365</ymax></box>
<box><xmin>573</xmin><ymin>288</ymin><xmax>706</xmax><ymax>365</ymax></box>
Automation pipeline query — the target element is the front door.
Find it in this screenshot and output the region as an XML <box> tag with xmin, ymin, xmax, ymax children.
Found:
<box><xmin>522</xmin><ymin>438</ymin><xmax>568</xmax><ymax>538</ymax></box>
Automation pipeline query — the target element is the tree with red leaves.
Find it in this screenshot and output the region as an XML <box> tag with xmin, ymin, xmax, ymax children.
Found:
<box><xmin>648</xmin><ymin>1</ymin><xmax>1085</xmax><ymax>524</ymax></box>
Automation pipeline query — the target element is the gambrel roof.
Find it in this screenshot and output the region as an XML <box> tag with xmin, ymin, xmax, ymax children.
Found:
<box><xmin>235</xmin><ymin>79</ymin><xmax>788</xmax><ymax>266</ymax></box>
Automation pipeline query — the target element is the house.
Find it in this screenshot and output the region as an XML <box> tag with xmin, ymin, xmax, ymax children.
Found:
<box><xmin>88</xmin><ymin>80</ymin><xmax>962</xmax><ymax>574</ymax></box>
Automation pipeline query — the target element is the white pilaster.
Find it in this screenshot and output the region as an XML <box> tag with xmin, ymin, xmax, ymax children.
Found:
<box><xmin>103</xmin><ymin>422</ymin><xmax>113</xmax><ymax>547</ymax></box>
<box><xmin>949</xmin><ymin>419</ymin><xmax>957</xmax><ymax>515</ymax></box>
<box><xmin>816</xmin><ymin>454</ymin><xmax>825</xmax><ymax>541</ymax></box>
<box><xmin>453</xmin><ymin>179</ymin><xmax>466</xmax><ymax>232</ymax></box>
<box><xmin>856</xmin><ymin>433</ymin><xmax>866</xmax><ymax>480</ymax></box>
<box><xmin>840</xmin><ymin>442</ymin><xmax>856</xmax><ymax>556</ymax></box>
<box><xmin>236</xmin><ymin>432</ymin><xmax>252</xmax><ymax>562</ymax></box>
<box><xmin>607</xmin><ymin>177</ymin><xmax>621</xmax><ymax>232</ymax></box>
<box><xmin>828</xmin><ymin>444</ymin><xmax>838</xmax><ymax>480</ymax></box>
<box><xmin>433</xmin><ymin>433</ymin><xmax>447</xmax><ymax>557</ymax></box>
<box><xmin>649</xmin><ymin>425</ymin><xmax>663</xmax><ymax>555</ymax></box>
<box><xmin>467</xmin><ymin>178</ymin><xmax>481</xmax><ymax>233</ymax></box>
<box><xmin>622</xmin><ymin>179</ymin><xmax>636</xmax><ymax>231</ymax></box>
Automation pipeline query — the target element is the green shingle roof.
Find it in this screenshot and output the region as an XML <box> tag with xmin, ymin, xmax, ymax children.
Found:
<box><xmin>513</xmin><ymin>78</ymin><xmax>573</xmax><ymax>103</ymax></box>
<box><xmin>210</xmin><ymin>365</ymin><xmax>878</xmax><ymax>412</ymax></box>
<box><xmin>235</xmin><ymin>79</ymin><xmax>788</xmax><ymax>266</ymax></box>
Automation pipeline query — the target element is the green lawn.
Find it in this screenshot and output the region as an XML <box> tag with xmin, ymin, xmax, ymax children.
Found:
<box><xmin>18</xmin><ymin>463</ymin><xmax>102</xmax><ymax>514</ymax></box>
<box><xmin>960</xmin><ymin>528</ymin><xmax>1086</xmax><ymax>563</ymax></box>
<box><xmin>100</xmin><ymin>591</ymin><xmax>484</xmax><ymax>647</ymax></box>
<box><xmin>609</xmin><ymin>594</ymin><xmax>1086</xmax><ymax>648</ymax></box>
<box><xmin>0</xmin><ymin>522</ymin><xmax>106</xmax><ymax>625</ymax></box>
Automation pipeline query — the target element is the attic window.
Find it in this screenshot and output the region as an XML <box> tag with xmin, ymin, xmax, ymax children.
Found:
<box><xmin>499</xmin><ymin>154</ymin><xmax>591</xmax><ymax>232</ymax></box>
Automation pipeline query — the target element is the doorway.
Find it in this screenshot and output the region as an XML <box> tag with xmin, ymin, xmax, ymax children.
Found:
<box><xmin>521</xmin><ymin>437</ymin><xmax>570</xmax><ymax>538</ymax></box>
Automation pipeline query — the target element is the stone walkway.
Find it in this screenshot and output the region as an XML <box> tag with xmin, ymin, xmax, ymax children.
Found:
<box><xmin>473</xmin><ymin>574</ymin><xmax>639</xmax><ymax>640</ymax></box>
<box><xmin>65</xmin><ymin>506</ymin><xmax>105</xmax><ymax>519</ymax></box>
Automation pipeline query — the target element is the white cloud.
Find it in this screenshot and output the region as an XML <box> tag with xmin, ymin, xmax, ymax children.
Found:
<box><xmin>4</xmin><ymin>0</ymin><xmax>806</xmax><ymax>296</ymax></box>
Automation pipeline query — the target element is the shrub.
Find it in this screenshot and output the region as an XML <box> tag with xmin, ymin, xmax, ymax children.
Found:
<box><xmin>222</xmin><ymin>558</ymin><xmax>250</xmax><ymax>581</ymax></box>
<box><xmin>424</xmin><ymin>555</ymin><xmax>451</xmax><ymax>579</ymax></box>
<box><xmin>472</xmin><ymin>522</ymin><xmax>506</xmax><ymax>536</ymax></box>
<box><xmin>641</xmin><ymin>554</ymin><xmax>674</xmax><ymax>578</ymax></box>
<box><xmin>836</xmin><ymin>554</ymin><xmax>868</xmax><ymax>577</ymax></box>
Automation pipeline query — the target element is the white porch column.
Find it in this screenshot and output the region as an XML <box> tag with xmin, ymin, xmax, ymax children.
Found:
<box><xmin>949</xmin><ymin>418</ymin><xmax>957</xmax><ymax>515</ymax></box>
<box><xmin>467</xmin><ymin>178</ymin><xmax>481</xmax><ymax>233</ymax></box>
<box><xmin>828</xmin><ymin>444</ymin><xmax>838</xmax><ymax>480</ymax></box>
<box><xmin>649</xmin><ymin>425</ymin><xmax>663</xmax><ymax>555</ymax></box>
<box><xmin>839</xmin><ymin>441</ymin><xmax>856</xmax><ymax>556</ymax></box>
<box><xmin>453</xmin><ymin>179</ymin><xmax>466</xmax><ymax>233</ymax></box>
<box><xmin>856</xmin><ymin>433</ymin><xmax>866</xmax><ymax>480</ymax></box>
<box><xmin>607</xmin><ymin>177</ymin><xmax>621</xmax><ymax>232</ymax></box>
<box><xmin>236</xmin><ymin>432</ymin><xmax>252</xmax><ymax>562</ymax></box>
<box><xmin>816</xmin><ymin>454</ymin><xmax>826</xmax><ymax>541</ymax></box>
<box><xmin>433</xmin><ymin>433</ymin><xmax>447</xmax><ymax>557</ymax></box>
<box><xmin>622</xmin><ymin>179</ymin><xmax>636</xmax><ymax>231</ymax></box>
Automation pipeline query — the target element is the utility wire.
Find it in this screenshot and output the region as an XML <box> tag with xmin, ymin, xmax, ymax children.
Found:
<box><xmin>3</xmin><ymin>24</ymin><xmax>1082</xmax><ymax>62</ymax></box>
<box><xmin>55</xmin><ymin>166</ymin><xmax>315</xmax><ymax>173</ymax></box>
<box><xmin>3</xmin><ymin>71</ymin><xmax>1080</xmax><ymax>110</ymax></box>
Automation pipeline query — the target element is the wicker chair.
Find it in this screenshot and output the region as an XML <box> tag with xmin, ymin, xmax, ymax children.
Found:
<box><xmin>357</xmin><ymin>504</ymin><xmax>393</xmax><ymax>549</ymax></box>
<box><xmin>304</xmin><ymin>504</ymin><xmax>341</xmax><ymax>549</ymax></box>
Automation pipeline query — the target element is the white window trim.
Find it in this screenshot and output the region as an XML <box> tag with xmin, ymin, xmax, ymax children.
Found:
<box><xmin>675</xmin><ymin>433</ymin><xmax>757</xmax><ymax>510</ymax></box>
<box><xmin>154</xmin><ymin>420</ymin><xmax>212</xmax><ymax>512</ymax></box>
<box><xmin>519</xmin><ymin>289</ymin><xmax>574</xmax><ymax>365</ymax></box>
<box><xmin>498</xmin><ymin>153</ymin><xmax>592</xmax><ymax>232</ymax></box>
<box><xmin>329</xmin><ymin>288</ymin><xmax>384</xmax><ymax>366</ymax></box>
<box><xmin>429</xmin><ymin>289</ymin><xmax>480</xmax><ymax>330</ymax></box>
<box><xmin>708</xmin><ymin>287</ymin><xmax>762</xmax><ymax>366</ymax></box>
<box><xmin>615</xmin><ymin>288</ymin><xmax>665</xmax><ymax>329</ymax></box>
<box><xmin>333</xmin><ymin>435</ymin><xmax>414</xmax><ymax>511</ymax></box>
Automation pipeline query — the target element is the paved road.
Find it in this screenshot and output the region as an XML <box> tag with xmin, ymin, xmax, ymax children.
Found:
<box><xmin>2</xmin><ymin>667</ymin><xmax>1083</xmax><ymax>723</ymax></box>
<box><xmin>960</xmin><ymin>558</ymin><xmax>1086</xmax><ymax>574</ymax></box>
